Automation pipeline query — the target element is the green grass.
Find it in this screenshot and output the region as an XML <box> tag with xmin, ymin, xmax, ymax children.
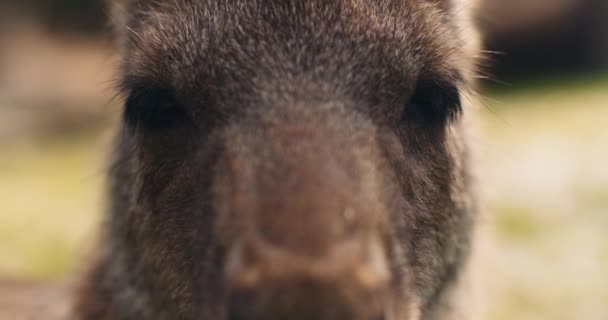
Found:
<box><xmin>482</xmin><ymin>72</ymin><xmax>608</xmax><ymax>98</ymax></box>
<box><xmin>494</xmin><ymin>205</ymin><xmax>546</xmax><ymax>241</ymax></box>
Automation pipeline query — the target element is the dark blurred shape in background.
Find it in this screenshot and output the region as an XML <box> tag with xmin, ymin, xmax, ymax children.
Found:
<box><xmin>0</xmin><ymin>0</ymin><xmax>106</xmax><ymax>35</ymax></box>
<box><xmin>478</xmin><ymin>0</ymin><xmax>608</xmax><ymax>77</ymax></box>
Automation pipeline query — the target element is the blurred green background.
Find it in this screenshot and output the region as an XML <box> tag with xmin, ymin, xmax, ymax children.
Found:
<box><xmin>0</xmin><ymin>1</ymin><xmax>607</xmax><ymax>320</ymax></box>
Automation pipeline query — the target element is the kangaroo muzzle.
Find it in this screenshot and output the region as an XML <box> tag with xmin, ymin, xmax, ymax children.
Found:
<box><xmin>225</xmin><ymin>234</ymin><xmax>390</xmax><ymax>320</ymax></box>
<box><xmin>218</xmin><ymin>115</ymin><xmax>394</xmax><ymax>320</ymax></box>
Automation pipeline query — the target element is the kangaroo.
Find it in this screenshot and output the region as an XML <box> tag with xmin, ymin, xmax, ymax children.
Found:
<box><xmin>75</xmin><ymin>1</ymin><xmax>482</xmax><ymax>319</ymax></box>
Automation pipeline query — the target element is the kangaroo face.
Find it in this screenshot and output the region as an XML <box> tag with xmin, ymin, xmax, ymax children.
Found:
<box><xmin>85</xmin><ymin>1</ymin><xmax>480</xmax><ymax>319</ymax></box>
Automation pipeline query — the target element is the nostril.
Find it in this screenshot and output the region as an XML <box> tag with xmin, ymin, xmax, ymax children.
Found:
<box><xmin>224</xmin><ymin>233</ymin><xmax>391</xmax><ymax>320</ymax></box>
<box><xmin>225</xmin><ymin>240</ymin><xmax>267</xmax><ymax>294</ymax></box>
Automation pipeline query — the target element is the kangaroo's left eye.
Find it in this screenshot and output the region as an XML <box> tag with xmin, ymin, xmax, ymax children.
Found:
<box><xmin>401</xmin><ymin>79</ymin><xmax>461</xmax><ymax>126</ymax></box>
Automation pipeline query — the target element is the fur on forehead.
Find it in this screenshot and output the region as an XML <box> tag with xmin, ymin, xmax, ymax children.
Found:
<box><xmin>113</xmin><ymin>0</ymin><xmax>477</xmax><ymax>20</ymax></box>
<box><xmin>115</xmin><ymin>0</ymin><xmax>472</xmax><ymax>94</ymax></box>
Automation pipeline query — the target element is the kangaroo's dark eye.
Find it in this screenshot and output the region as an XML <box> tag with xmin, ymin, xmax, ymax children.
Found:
<box><xmin>124</xmin><ymin>87</ymin><xmax>190</xmax><ymax>132</ymax></box>
<box><xmin>401</xmin><ymin>79</ymin><xmax>461</xmax><ymax>126</ymax></box>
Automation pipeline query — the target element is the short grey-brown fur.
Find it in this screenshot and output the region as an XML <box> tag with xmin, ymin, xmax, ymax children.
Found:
<box><xmin>75</xmin><ymin>1</ymin><xmax>482</xmax><ymax>319</ymax></box>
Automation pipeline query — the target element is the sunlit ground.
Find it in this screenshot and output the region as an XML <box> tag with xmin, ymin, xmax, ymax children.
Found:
<box><xmin>0</xmin><ymin>75</ymin><xmax>607</xmax><ymax>319</ymax></box>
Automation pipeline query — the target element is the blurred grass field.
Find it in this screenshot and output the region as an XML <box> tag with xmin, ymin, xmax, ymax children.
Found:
<box><xmin>480</xmin><ymin>76</ymin><xmax>608</xmax><ymax>320</ymax></box>
<box><xmin>0</xmin><ymin>76</ymin><xmax>607</xmax><ymax>319</ymax></box>
<box><xmin>0</xmin><ymin>132</ymin><xmax>105</xmax><ymax>279</ymax></box>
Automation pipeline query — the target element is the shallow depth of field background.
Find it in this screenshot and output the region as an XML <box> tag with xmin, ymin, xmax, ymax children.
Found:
<box><xmin>0</xmin><ymin>1</ymin><xmax>607</xmax><ymax>319</ymax></box>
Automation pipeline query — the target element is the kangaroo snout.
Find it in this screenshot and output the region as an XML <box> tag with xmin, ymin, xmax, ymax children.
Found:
<box><xmin>217</xmin><ymin>117</ymin><xmax>393</xmax><ymax>319</ymax></box>
<box><xmin>226</xmin><ymin>234</ymin><xmax>390</xmax><ymax>320</ymax></box>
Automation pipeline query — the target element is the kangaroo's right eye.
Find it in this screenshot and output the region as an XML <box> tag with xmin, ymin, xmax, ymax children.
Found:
<box><xmin>401</xmin><ymin>78</ymin><xmax>462</xmax><ymax>128</ymax></box>
<box><xmin>124</xmin><ymin>87</ymin><xmax>190</xmax><ymax>133</ymax></box>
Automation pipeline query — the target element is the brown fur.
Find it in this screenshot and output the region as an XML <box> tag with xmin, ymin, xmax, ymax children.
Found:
<box><xmin>75</xmin><ymin>1</ymin><xmax>482</xmax><ymax>319</ymax></box>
